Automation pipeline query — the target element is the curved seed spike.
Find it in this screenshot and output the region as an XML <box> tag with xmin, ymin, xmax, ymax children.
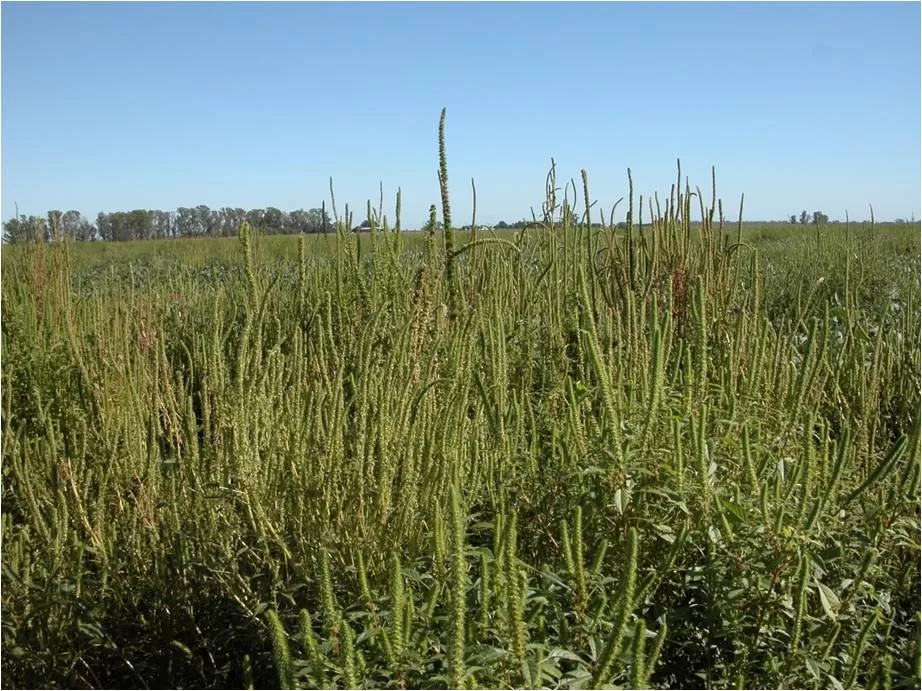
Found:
<box><xmin>266</xmin><ymin>609</ymin><xmax>293</xmax><ymax>690</ymax></box>
<box><xmin>449</xmin><ymin>483</ymin><xmax>467</xmax><ymax>689</ymax></box>
<box><xmin>592</xmin><ymin>527</ymin><xmax>639</xmax><ymax>687</ymax></box>
<box><xmin>629</xmin><ymin>618</ymin><xmax>647</xmax><ymax>690</ymax></box>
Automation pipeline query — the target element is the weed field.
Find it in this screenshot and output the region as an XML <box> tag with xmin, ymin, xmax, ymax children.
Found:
<box><xmin>2</xmin><ymin>154</ymin><xmax>920</xmax><ymax>688</ymax></box>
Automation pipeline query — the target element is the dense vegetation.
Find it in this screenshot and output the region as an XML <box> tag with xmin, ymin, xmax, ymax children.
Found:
<box><xmin>2</xmin><ymin>115</ymin><xmax>920</xmax><ymax>689</ymax></box>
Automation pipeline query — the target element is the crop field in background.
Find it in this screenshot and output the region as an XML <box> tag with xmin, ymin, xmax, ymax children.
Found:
<box><xmin>2</xmin><ymin>117</ymin><xmax>920</xmax><ymax>689</ymax></box>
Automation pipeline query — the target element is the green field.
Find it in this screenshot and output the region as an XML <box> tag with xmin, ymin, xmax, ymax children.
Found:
<box><xmin>2</xmin><ymin>165</ymin><xmax>920</xmax><ymax>689</ymax></box>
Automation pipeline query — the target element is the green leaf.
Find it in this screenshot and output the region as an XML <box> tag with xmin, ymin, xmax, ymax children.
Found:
<box><xmin>726</xmin><ymin>588</ymin><xmax>746</xmax><ymax>602</ymax></box>
<box><xmin>814</xmin><ymin>578</ymin><xmax>841</xmax><ymax>620</ymax></box>
<box><xmin>540</xmin><ymin>660</ymin><xmax>562</xmax><ymax>681</ymax></box>
<box><xmin>653</xmin><ymin>524</ymin><xmax>676</xmax><ymax>543</ymax></box>
<box><xmin>722</xmin><ymin>499</ymin><xmax>747</xmax><ymax>523</ymax></box>
<box><xmin>562</xmin><ymin>668</ymin><xmax>593</xmax><ymax>689</ymax></box>
<box><xmin>546</xmin><ymin>648</ymin><xmax>587</xmax><ymax>664</ymax></box>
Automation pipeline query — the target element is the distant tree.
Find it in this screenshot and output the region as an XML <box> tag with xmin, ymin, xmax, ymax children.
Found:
<box><xmin>96</xmin><ymin>212</ymin><xmax>113</xmax><ymax>241</ymax></box>
<box><xmin>789</xmin><ymin>214</ymin><xmax>797</xmax><ymax>224</ymax></box>
<box><xmin>76</xmin><ymin>214</ymin><xmax>96</xmax><ymax>241</ymax></box>
<box><xmin>262</xmin><ymin>207</ymin><xmax>285</xmax><ymax>234</ymax></box>
<box><xmin>308</xmin><ymin>207</ymin><xmax>333</xmax><ymax>233</ymax></box>
<box><xmin>98</xmin><ymin>210</ymin><xmax>145</xmax><ymax>241</ymax></box>
<box><xmin>133</xmin><ymin>210</ymin><xmax>155</xmax><ymax>240</ymax></box>
<box><xmin>107</xmin><ymin>212</ymin><xmax>133</xmax><ymax>241</ymax></box>
<box><xmin>106</xmin><ymin>212</ymin><xmax>124</xmax><ymax>240</ymax></box>
<box><xmin>245</xmin><ymin>209</ymin><xmax>265</xmax><ymax>233</ymax></box>
<box><xmin>176</xmin><ymin>206</ymin><xmax>199</xmax><ymax>238</ymax></box>
<box><xmin>799</xmin><ymin>210</ymin><xmax>809</xmax><ymax>225</ymax></box>
<box><xmin>286</xmin><ymin>209</ymin><xmax>309</xmax><ymax>234</ymax></box>
<box><xmin>193</xmin><ymin>205</ymin><xmax>217</xmax><ymax>237</ymax></box>
<box><xmin>812</xmin><ymin>211</ymin><xmax>828</xmax><ymax>225</ymax></box>
<box><xmin>152</xmin><ymin>210</ymin><xmax>174</xmax><ymax>239</ymax></box>
<box><xmin>280</xmin><ymin>208</ymin><xmax>330</xmax><ymax>234</ymax></box>
<box><xmin>496</xmin><ymin>220</ymin><xmax>509</xmax><ymax>229</ymax></box>
<box><xmin>3</xmin><ymin>215</ymin><xmax>45</xmax><ymax>243</ymax></box>
<box><xmin>3</xmin><ymin>203</ymin><xmax>342</xmax><ymax>242</ymax></box>
<box><xmin>218</xmin><ymin>208</ymin><xmax>246</xmax><ymax>237</ymax></box>
<box><xmin>61</xmin><ymin>210</ymin><xmax>94</xmax><ymax>241</ymax></box>
<box><xmin>208</xmin><ymin>208</ymin><xmax>224</xmax><ymax>237</ymax></box>
<box><xmin>1</xmin><ymin>218</ymin><xmax>18</xmax><ymax>243</ymax></box>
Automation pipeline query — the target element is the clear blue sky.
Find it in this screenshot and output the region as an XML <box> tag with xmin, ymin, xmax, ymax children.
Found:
<box><xmin>2</xmin><ymin>1</ymin><xmax>920</xmax><ymax>227</ymax></box>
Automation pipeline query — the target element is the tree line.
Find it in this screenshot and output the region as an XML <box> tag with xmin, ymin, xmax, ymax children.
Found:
<box><xmin>789</xmin><ymin>210</ymin><xmax>829</xmax><ymax>225</ymax></box>
<box><xmin>2</xmin><ymin>205</ymin><xmax>334</xmax><ymax>243</ymax></box>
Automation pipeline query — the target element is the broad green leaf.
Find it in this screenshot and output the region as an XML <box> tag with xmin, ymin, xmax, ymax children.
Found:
<box><xmin>540</xmin><ymin>661</ymin><xmax>562</xmax><ymax>681</ymax></box>
<box><xmin>806</xmin><ymin>656</ymin><xmax>822</xmax><ymax>680</ymax></box>
<box><xmin>545</xmin><ymin>648</ymin><xmax>587</xmax><ymax>664</ymax></box>
<box><xmin>814</xmin><ymin>578</ymin><xmax>841</xmax><ymax>620</ymax></box>
<box><xmin>825</xmin><ymin>673</ymin><xmax>845</xmax><ymax>689</ymax></box>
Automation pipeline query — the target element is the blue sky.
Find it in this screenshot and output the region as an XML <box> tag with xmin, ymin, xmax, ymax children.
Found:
<box><xmin>2</xmin><ymin>1</ymin><xmax>920</xmax><ymax>227</ymax></box>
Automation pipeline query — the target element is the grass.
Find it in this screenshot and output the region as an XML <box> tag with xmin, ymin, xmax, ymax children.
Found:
<box><xmin>1</xmin><ymin>125</ymin><xmax>920</xmax><ymax>689</ymax></box>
